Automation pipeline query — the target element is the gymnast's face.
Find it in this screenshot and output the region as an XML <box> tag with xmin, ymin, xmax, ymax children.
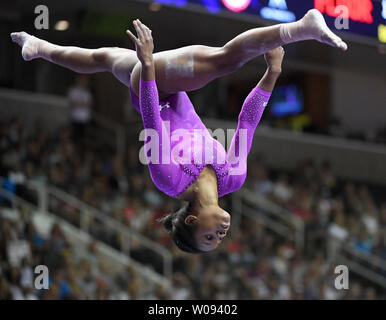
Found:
<box><xmin>185</xmin><ymin>206</ymin><xmax>231</xmax><ymax>252</ymax></box>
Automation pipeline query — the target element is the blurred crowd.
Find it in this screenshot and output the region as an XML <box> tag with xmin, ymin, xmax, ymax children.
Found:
<box><xmin>245</xmin><ymin>159</ymin><xmax>386</xmax><ymax>261</ymax></box>
<box><xmin>0</xmin><ymin>117</ymin><xmax>385</xmax><ymax>300</ymax></box>
<box><xmin>0</xmin><ymin>207</ymin><xmax>168</xmax><ymax>299</ymax></box>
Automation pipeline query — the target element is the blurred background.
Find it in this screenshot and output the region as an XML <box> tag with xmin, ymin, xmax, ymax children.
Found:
<box><xmin>0</xmin><ymin>0</ymin><xmax>385</xmax><ymax>300</ymax></box>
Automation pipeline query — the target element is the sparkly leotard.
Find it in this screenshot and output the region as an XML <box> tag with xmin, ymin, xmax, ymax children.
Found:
<box><xmin>129</xmin><ymin>80</ymin><xmax>271</xmax><ymax>198</ymax></box>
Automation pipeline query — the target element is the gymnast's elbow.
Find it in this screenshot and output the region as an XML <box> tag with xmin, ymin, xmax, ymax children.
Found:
<box><xmin>226</xmin><ymin>172</ymin><xmax>247</xmax><ymax>194</ymax></box>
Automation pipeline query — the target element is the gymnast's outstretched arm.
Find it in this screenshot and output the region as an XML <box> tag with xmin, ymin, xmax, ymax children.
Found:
<box><xmin>225</xmin><ymin>47</ymin><xmax>284</xmax><ymax>191</ymax></box>
<box><xmin>128</xmin><ymin>20</ymin><xmax>181</xmax><ymax>193</ymax></box>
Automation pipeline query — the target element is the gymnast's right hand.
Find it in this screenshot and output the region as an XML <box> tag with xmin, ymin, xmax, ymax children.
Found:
<box><xmin>126</xmin><ymin>19</ymin><xmax>154</xmax><ymax>67</ymax></box>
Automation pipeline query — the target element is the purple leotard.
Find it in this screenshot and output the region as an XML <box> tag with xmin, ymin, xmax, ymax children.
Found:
<box><xmin>129</xmin><ymin>80</ymin><xmax>271</xmax><ymax>198</ymax></box>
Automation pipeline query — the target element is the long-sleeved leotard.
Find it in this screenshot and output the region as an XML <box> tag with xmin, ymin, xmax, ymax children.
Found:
<box><xmin>129</xmin><ymin>79</ymin><xmax>271</xmax><ymax>198</ymax></box>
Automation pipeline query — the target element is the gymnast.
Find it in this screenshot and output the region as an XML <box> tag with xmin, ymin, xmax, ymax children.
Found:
<box><xmin>11</xmin><ymin>9</ymin><xmax>347</xmax><ymax>253</ymax></box>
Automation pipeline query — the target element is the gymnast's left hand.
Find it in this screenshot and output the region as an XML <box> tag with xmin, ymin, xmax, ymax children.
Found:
<box><xmin>126</xmin><ymin>19</ymin><xmax>154</xmax><ymax>67</ymax></box>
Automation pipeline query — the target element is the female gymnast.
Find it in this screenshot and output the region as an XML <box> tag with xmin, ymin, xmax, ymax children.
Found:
<box><xmin>11</xmin><ymin>10</ymin><xmax>347</xmax><ymax>253</ymax></box>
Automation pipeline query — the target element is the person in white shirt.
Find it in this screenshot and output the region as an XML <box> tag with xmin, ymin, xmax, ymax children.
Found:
<box><xmin>67</xmin><ymin>75</ymin><xmax>93</xmax><ymax>140</ymax></box>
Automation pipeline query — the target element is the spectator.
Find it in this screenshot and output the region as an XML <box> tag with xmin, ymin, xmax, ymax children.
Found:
<box><xmin>1</xmin><ymin>118</ymin><xmax>385</xmax><ymax>300</ymax></box>
<box><xmin>67</xmin><ymin>75</ymin><xmax>93</xmax><ymax>141</ymax></box>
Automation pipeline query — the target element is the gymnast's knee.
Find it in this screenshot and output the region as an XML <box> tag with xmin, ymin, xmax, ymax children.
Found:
<box><xmin>92</xmin><ymin>47</ymin><xmax>117</xmax><ymax>71</ymax></box>
<box><xmin>212</xmin><ymin>46</ymin><xmax>242</xmax><ymax>74</ymax></box>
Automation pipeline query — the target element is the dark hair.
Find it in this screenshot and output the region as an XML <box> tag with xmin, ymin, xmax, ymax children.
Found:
<box><xmin>158</xmin><ymin>203</ymin><xmax>205</xmax><ymax>254</ymax></box>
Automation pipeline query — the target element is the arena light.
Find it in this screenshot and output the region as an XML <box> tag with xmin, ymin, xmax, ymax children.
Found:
<box><xmin>149</xmin><ymin>1</ymin><xmax>162</xmax><ymax>11</ymax></box>
<box><xmin>260</xmin><ymin>7</ymin><xmax>295</xmax><ymax>22</ymax></box>
<box><xmin>221</xmin><ymin>0</ymin><xmax>251</xmax><ymax>13</ymax></box>
<box><xmin>382</xmin><ymin>0</ymin><xmax>386</xmax><ymax>19</ymax></box>
<box><xmin>260</xmin><ymin>0</ymin><xmax>296</xmax><ymax>22</ymax></box>
<box><xmin>379</xmin><ymin>24</ymin><xmax>386</xmax><ymax>43</ymax></box>
<box><xmin>54</xmin><ymin>20</ymin><xmax>69</xmax><ymax>31</ymax></box>
<box><xmin>268</xmin><ymin>0</ymin><xmax>288</xmax><ymax>10</ymax></box>
<box><xmin>314</xmin><ymin>0</ymin><xmax>374</xmax><ymax>24</ymax></box>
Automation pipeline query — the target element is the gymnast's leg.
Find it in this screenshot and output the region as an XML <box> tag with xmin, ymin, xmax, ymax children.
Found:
<box><xmin>129</xmin><ymin>9</ymin><xmax>347</xmax><ymax>95</ymax></box>
<box><xmin>11</xmin><ymin>9</ymin><xmax>347</xmax><ymax>96</ymax></box>
<box><xmin>10</xmin><ymin>32</ymin><xmax>138</xmax><ymax>87</ymax></box>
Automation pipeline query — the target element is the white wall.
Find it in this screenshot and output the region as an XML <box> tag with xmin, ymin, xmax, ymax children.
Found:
<box><xmin>0</xmin><ymin>88</ymin><xmax>70</xmax><ymax>133</ymax></box>
<box><xmin>331</xmin><ymin>70</ymin><xmax>386</xmax><ymax>134</ymax></box>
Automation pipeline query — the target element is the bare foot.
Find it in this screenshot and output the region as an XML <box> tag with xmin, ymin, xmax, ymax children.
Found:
<box><xmin>10</xmin><ymin>31</ymin><xmax>41</xmax><ymax>61</ymax></box>
<box><xmin>302</xmin><ymin>9</ymin><xmax>348</xmax><ymax>51</ymax></box>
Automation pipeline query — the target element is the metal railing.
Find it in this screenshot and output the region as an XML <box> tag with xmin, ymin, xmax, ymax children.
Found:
<box><xmin>205</xmin><ymin>118</ymin><xmax>386</xmax><ymax>185</ymax></box>
<box><xmin>26</xmin><ymin>181</ymin><xmax>173</xmax><ymax>286</ymax></box>
<box><xmin>92</xmin><ymin>111</ymin><xmax>127</xmax><ymax>157</ymax></box>
<box><xmin>327</xmin><ymin>237</ymin><xmax>386</xmax><ymax>289</ymax></box>
<box><xmin>0</xmin><ymin>186</ymin><xmax>38</xmax><ymax>213</ymax></box>
<box><xmin>0</xmin><ymin>88</ymin><xmax>127</xmax><ymax>158</ymax></box>
<box><xmin>234</xmin><ymin>187</ymin><xmax>386</xmax><ymax>288</ymax></box>
<box><xmin>0</xmin><ymin>186</ymin><xmax>170</xmax><ymax>289</ymax></box>
<box><xmin>232</xmin><ymin>188</ymin><xmax>305</xmax><ymax>250</ymax></box>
